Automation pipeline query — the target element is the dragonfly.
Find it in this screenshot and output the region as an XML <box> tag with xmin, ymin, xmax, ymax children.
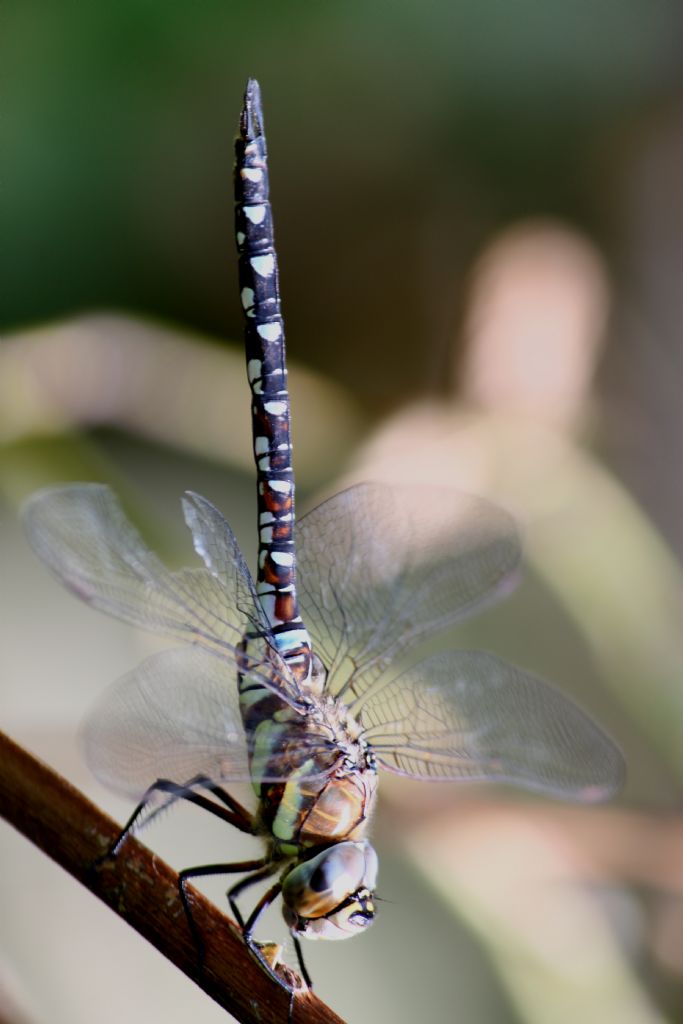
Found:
<box><xmin>22</xmin><ymin>79</ymin><xmax>623</xmax><ymax>997</ymax></box>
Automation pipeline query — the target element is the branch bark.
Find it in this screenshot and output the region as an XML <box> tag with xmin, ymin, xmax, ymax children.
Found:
<box><xmin>0</xmin><ymin>729</ymin><xmax>346</xmax><ymax>1024</ymax></box>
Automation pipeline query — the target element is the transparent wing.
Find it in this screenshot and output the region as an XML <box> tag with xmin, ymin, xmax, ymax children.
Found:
<box><xmin>182</xmin><ymin>490</ymin><xmax>269</xmax><ymax>637</ymax></box>
<box><xmin>296</xmin><ymin>484</ymin><xmax>521</xmax><ymax>700</ymax></box>
<box><xmin>22</xmin><ymin>484</ymin><xmax>302</xmax><ymax>706</ymax></box>
<box><xmin>359</xmin><ymin>651</ymin><xmax>624</xmax><ymax>801</ymax></box>
<box><xmin>83</xmin><ymin>646</ymin><xmax>335</xmax><ymax>796</ymax></box>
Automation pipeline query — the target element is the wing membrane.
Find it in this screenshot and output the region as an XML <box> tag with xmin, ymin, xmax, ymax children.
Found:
<box><xmin>22</xmin><ymin>484</ymin><xmax>302</xmax><ymax>705</ymax></box>
<box><xmin>359</xmin><ymin>650</ymin><xmax>624</xmax><ymax>800</ymax></box>
<box><xmin>296</xmin><ymin>484</ymin><xmax>521</xmax><ymax>700</ymax></box>
<box><xmin>82</xmin><ymin>646</ymin><xmax>333</xmax><ymax>796</ymax></box>
<box><xmin>182</xmin><ymin>490</ymin><xmax>270</xmax><ymax>638</ymax></box>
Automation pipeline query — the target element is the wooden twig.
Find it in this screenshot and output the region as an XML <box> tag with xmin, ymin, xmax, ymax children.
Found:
<box><xmin>0</xmin><ymin>730</ymin><xmax>346</xmax><ymax>1024</ymax></box>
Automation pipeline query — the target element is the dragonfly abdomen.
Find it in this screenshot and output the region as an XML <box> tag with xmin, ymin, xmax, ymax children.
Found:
<box><xmin>234</xmin><ymin>79</ymin><xmax>312</xmax><ymax>678</ymax></box>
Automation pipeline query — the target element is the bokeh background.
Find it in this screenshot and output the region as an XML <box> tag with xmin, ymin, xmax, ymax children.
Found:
<box><xmin>3</xmin><ymin>2</ymin><xmax>683</xmax><ymax>1022</ymax></box>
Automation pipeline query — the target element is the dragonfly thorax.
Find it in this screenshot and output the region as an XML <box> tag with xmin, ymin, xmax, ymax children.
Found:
<box><xmin>254</xmin><ymin>685</ymin><xmax>379</xmax><ymax>854</ymax></box>
<box><xmin>281</xmin><ymin>840</ymin><xmax>378</xmax><ymax>941</ymax></box>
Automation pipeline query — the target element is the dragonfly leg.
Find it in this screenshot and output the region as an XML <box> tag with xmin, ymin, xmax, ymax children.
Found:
<box><xmin>96</xmin><ymin>787</ymin><xmax>159</xmax><ymax>862</ymax></box>
<box><xmin>292</xmin><ymin>934</ymin><xmax>312</xmax><ymax>989</ymax></box>
<box><xmin>99</xmin><ymin>776</ymin><xmax>256</xmax><ymax>863</ymax></box>
<box><xmin>188</xmin><ymin>773</ymin><xmax>256</xmax><ymax>830</ymax></box>
<box><xmin>178</xmin><ymin>858</ymin><xmax>271</xmax><ymax>968</ymax></box>
<box><xmin>242</xmin><ymin>880</ymin><xmax>294</xmax><ymax>993</ymax></box>
<box><xmin>227</xmin><ymin>862</ymin><xmax>280</xmax><ymax>929</ymax></box>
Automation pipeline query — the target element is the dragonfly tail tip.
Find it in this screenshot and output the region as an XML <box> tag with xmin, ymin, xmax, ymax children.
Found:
<box><xmin>241</xmin><ymin>78</ymin><xmax>264</xmax><ymax>140</ymax></box>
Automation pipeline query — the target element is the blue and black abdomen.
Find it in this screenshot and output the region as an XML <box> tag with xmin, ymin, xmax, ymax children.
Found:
<box><xmin>234</xmin><ymin>80</ymin><xmax>311</xmax><ymax>677</ymax></box>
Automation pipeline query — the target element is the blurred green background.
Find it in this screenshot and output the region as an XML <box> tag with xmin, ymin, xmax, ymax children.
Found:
<box><xmin>3</xmin><ymin>2</ymin><xmax>683</xmax><ymax>1023</ymax></box>
<box><xmin>3</xmin><ymin>0</ymin><xmax>680</xmax><ymax>403</ymax></box>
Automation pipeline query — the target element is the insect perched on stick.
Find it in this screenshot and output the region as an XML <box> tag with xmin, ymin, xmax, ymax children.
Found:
<box><xmin>22</xmin><ymin>79</ymin><xmax>624</xmax><ymax>1002</ymax></box>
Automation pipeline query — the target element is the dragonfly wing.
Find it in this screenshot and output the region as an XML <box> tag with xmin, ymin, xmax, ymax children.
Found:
<box><xmin>83</xmin><ymin>646</ymin><xmax>253</xmax><ymax>795</ymax></box>
<box><xmin>182</xmin><ymin>490</ymin><xmax>271</xmax><ymax>638</ymax></box>
<box><xmin>296</xmin><ymin>484</ymin><xmax>521</xmax><ymax>700</ymax></box>
<box><xmin>83</xmin><ymin>646</ymin><xmax>334</xmax><ymax>796</ymax></box>
<box><xmin>22</xmin><ymin>484</ymin><xmax>303</xmax><ymax>706</ymax></box>
<box><xmin>359</xmin><ymin>650</ymin><xmax>624</xmax><ymax>801</ymax></box>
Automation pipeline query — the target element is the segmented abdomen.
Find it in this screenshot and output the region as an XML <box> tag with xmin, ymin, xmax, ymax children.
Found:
<box><xmin>234</xmin><ymin>80</ymin><xmax>311</xmax><ymax>681</ymax></box>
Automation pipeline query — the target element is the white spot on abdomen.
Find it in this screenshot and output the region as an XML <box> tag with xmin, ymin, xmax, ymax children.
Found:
<box><xmin>250</xmin><ymin>254</ymin><xmax>275</xmax><ymax>278</ymax></box>
<box><xmin>257</xmin><ymin>322</ymin><xmax>282</xmax><ymax>342</ymax></box>
<box><xmin>241</xmin><ymin>167</ymin><xmax>263</xmax><ymax>183</ymax></box>
<box><xmin>271</xmin><ymin>551</ymin><xmax>294</xmax><ymax>567</ymax></box>
<box><xmin>244</xmin><ymin>204</ymin><xmax>267</xmax><ymax>224</ymax></box>
<box><xmin>257</xmin><ymin>591</ymin><xmax>282</xmax><ymax>624</ymax></box>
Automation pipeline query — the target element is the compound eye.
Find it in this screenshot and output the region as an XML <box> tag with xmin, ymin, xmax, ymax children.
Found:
<box><xmin>282</xmin><ymin>842</ymin><xmax>371</xmax><ymax>919</ymax></box>
<box><xmin>309</xmin><ymin>858</ymin><xmax>337</xmax><ymax>894</ymax></box>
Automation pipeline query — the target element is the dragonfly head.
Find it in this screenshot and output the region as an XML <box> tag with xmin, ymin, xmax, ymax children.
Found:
<box><xmin>281</xmin><ymin>840</ymin><xmax>378</xmax><ymax>941</ymax></box>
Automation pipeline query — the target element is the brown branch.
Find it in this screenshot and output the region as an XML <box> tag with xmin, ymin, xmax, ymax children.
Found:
<box><xmin>0</xmin><ymin>729</ymin><xmax>346</xmax><ymax>1024</ymax></box>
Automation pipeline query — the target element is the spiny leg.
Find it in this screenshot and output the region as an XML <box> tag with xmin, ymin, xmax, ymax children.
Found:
<box><xmin>227</xmin><ymin>862</ymin><xmax>280</xmax><ymax>930</ymax></box>
<box><xmin>242</xmin><ymin>879</ymin><xmax>295</xmax><ymax>993</ymax></box>
<box><xmin>292</xmin><ymin>934</ymin><xmax>312</xmax><ymax>989</ymax></box>
<box><xmin>192</xmin><ymin>857</ymin><xmax>309</xmax><ymax>1011</ymax></box>
<box><xmin>98</xmin><ymin>775</ymin><xmax>256</xmax><ymax>863</ymax></box>
<box><xmin>144</xmin><ymin>772</ymin><xmax>257</xmax><ymax>823</ymax></box>
<box><xmin>190</xmin><ymin>774</ymin><xmax>255</xmax><ymax>825</ymax></box>
<box><xmin>178</xmin><ymin>859</ymin><xmax>271</xmax><ymax>968</ymax></box>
